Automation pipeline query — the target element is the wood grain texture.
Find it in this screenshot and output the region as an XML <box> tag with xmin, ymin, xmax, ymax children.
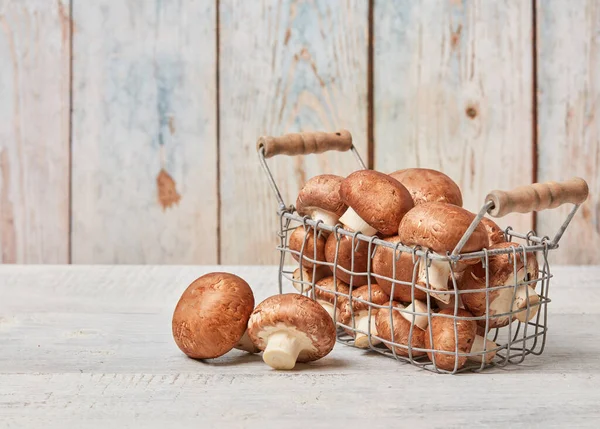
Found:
<box><xmin>0</xmin><ymin>0</ymin><xmax>70</xmax><ymax>263</ymax></box>
<box><xmin>537</xmin><ymin>0</ymin><xmax>600</xmax><ymax>264</ymax></box>
<box><xmin>1</xmin><ymin>265</ymin><xmax>600</xmax><ymax>428</ymax></box>
<box><xmin>219</xmin><ymin>0</ymin><xmax>369</xmax><ymax>264</ymax></box>
<box><xmin>374</xmin><ymin>0</ymin><xmax>534</xmax><ymax>235</ymax></box>
<box><xmin>70</xmin><ymin>1</ymin><xmax>218</xmax><ymax>264</ymax></box>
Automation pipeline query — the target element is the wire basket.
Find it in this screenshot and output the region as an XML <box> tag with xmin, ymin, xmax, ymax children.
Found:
<box><xmin>257</xmin><ymin>130</ymin><xmax>589</xmax><ymax>374</ymax></box>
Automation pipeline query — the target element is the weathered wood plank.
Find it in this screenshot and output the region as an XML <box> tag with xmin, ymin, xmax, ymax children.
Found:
<box><xmin>0</xmin><ymin>0</ymin><xmax>70</xmax><ymax>263</ymax></box>
<box><xmin>218</xmin><ymin>0</ymin><xmax>369</xmax><ymax>264</ymax></box>
<box><xmin>537</xmin><ymin>0</ymin><xmax>600</xmax><ymax>264</ymax></box>
<box><xmin>70</xmin><ymin>1</ymin><xmax>218</xmax><ymax>264</ymax></box>
<box><xmin>374</xmin><ymin>0</ymin><xmax>534</xmax><ymax>235</ymax></box>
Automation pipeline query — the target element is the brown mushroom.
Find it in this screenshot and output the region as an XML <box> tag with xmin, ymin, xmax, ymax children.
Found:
<box><xmin>325</xmin><ymin>231</ymin><xmax>372</xmax><ymax>286</ymax></box>
<box><xmin>398</xmin><ymin>203</ymin><xmax>488</xmax><ymax>304</ymax></box>
<box><xmin>172</xmin><ymin>272</ymin><xmax>254</xmax><ymax>359</ymax></box>
<box><xmin>457</xmin><ymin>242</ymin><xmax>540</xmax><ymax>328</ymax></box>
<box><xmin>481</xmin><ymin>217</ymin><xmax>507</xmax><ymax>246</ymax></box>
<box><xmin>424</xmin><ymin>309</ymin><xmax>497</xmax><ymax>371</ymax></box>
<box><xmin>247</xmin><ymin>294</ymin><xmax>336</xmax><ymax>370</ymax></box>
<box><xmin>289</xmin><ymin>226</ymin><xmax>327</xmax><ymax>269</ymax></box>
<box><xmin>296</xmin><ymin>174</ymin><xmax>347</xmax><ymax>226</ymax></box>
<box><xmin>313</xmin><ymin>276</ymin><xmax>350</xmax><ymax>320</ymax></box>
<box><xmin>337</xmin><ymin>284</ymin><xmax>389</xmax><ymax>348</ymax></box>
<box><xmin>338</xmin><ymin>170</ymin><xmax>414</xmax><ymax>236</ymax></box>
<box><xmin>375</xmin><ymin>300</ymin><xmax>428</xmax><ymax>357</ymax></box>
<box><xmin>234</xmin><ymin>330</ymin><xmax>261</xmax><ymax>354</ymax></box>
<box><xmin>291</xmin><ymin>265</ymin><xmax>331</xmax><ymax>293</ymax></box>
<box><xmin>389</xmin><ymin>168</ymin><xmax>463</xmax><ymax>207</ymax></box>
<box><xmin>372</xmin><ymin>235</ymin><xmax>426</xmax><ymax>302</ymax></box>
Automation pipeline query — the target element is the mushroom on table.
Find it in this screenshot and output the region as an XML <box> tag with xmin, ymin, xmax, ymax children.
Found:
<box><xmin>389</xmin><ymin>168</ymin><xmax>463</xmax><ymax>207</ymax></box>
<box><xmin>296</xmin><ymin>174</ymin><xmax>347</xmax><ymax>226</ymax></box>
<box><xmin>172</xmin><ymin>272</ymin><xmax>255</xmax><ymax>359</ymax></box>
<box><xmin>398</xmin><ymin>203</ymin><xmax>488</xmax><ymax>304</ymax></box>
<box><xmin>457</xmin><ymin>242</ymin><xmax>540</xmax><ymax>328</ymax></box>
<box><xmin>338</xmin><ymin>170</ymin><xmax>414</xmax><ymax>236</ymax></box>
<box><xmin>337</xmin><ymin>284</ymin><xmax>389</xmax><ymax>348</ymax></box>
<box><xmin>248</xmin><ymin>294</ymin><xmax>336</xmax><ymax>370</ymax></box>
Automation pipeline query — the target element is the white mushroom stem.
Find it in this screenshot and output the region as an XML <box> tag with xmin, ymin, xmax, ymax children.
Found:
<box><xmin>338</xmin><ymin>207</ymin><xmax>377</xmax><ymax>236</ymax></box>
<box><xmin>513</xmin><ymin>286</ymin><xmax>541</xmax><ymax>323</ymax></box>
<box><xmin>311</xmin><ymin>209</ymin><xmax>340</xmax><ymax>227</ymax></box>
<box><xmin>467</xmin><ymin>335</ymin><xmax>498</xmax><ymax>364</ymax></box>
<box><xmin>292</xmin><ymin>266</ymin><xmax>329</xmax><ymax>293</ymax></box>
<box><xmin>418</xmin><ymin>257</ymin><xmax>452</xmax><ymax>304</ymax></box>
<box><xmin>353</xmin><ymin>310</ymin><xmax>380</xmax><ymax>348</ymax></box>
<box><xmin>400</xmin><ymin>300</ymin><xmax>429</xmax><ymax>330</ymax></box>
<box><xmin>435</xmin><ymin>293</ymin><xmax>465</xmax><ymax>310</ymax></box>
<box><xmin>317</xmin><ymin>300</ymin><xmax>336</xmax><ymax>320</ymax></box>
<box><xmin>234</xmin><ymin>330</ymin><xmax>259</xmax><ymax>354</ymax></box>
<box><xmin>262</xmin><ymin>331</ymin><xmax>304</xmax><ymax>370</ymax></box>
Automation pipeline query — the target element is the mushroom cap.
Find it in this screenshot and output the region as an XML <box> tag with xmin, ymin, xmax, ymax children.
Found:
<box><xmin>324</xmin><ymin>232</ymin><xmax>373</xmax><ymax>286</ymax></box>
<box><xmin>372</xmin><ymin>235</ymin><xmax>426</xmax><ymax>302</ymax></box>
<box><xmin>172</xmin><ymin>272</ymin><xmax>255</xmax><ymax>359</ymax></box>
<box><xmin>481</xmin><ymin>217</ymin><xmax>506</xmax><ymax>246</ymax></box>
<box><xmin>247</xmin><ymin>294</ymin><xmax>336</xmax><ymax>363</ymax></box>
<box><xmin>398</xmin><ymin>203</ymin><xmax>488</xmax><ymax>253</ymax></box>
<box><xmin>375</xmin><ymin>302</ymin><xmax>426</xmax><ymax>357</ymax></box>
<box><xmin>457</xmin><ymin>242</ymin><xmax>539</xmax><ymax>327</ymax></box>
<box><xmin>337</xmin><ymin>284</ymin><xmax>389</xmax><ymax>327</ymax></box>
<box><xmin>289</xmin><ymin>226</ymin><xmax>327</xmax><ymax>269</ymax></box>
<box><xmin>340</xmin><ymin>170</ymin><xmax>414</xmax><ymax>236</ymax></box>
<box><xmin>424</xmin><ymin>308</ymin><xmax>478</xmax><ymax>371</ymax></box>
<box><xmin>314</xmin><ymin>276</ymin><xmax>350</xmax><ymax>306</ymax></box>
<box><xmin>389</xmin><ymin>168</ymin><xmax>463</xmax><ymax>207</ymax></box>
<box><xmin>296</xmin><ymin>174</ymin><xmax>347</xmax><ymax>219</ymax></box>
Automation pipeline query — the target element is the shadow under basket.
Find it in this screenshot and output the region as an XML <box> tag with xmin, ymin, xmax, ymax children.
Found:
<box><xmin>256</xmin><ymin>129</ymin><xmax>589</xmax><ymax>374</ymax></box>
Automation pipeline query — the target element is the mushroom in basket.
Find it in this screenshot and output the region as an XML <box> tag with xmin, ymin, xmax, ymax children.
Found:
<box><xmin>338</xmin><ymin>170</ymin><xmax>414</xmax><ymax>237</ymax></box>
<box><xmin>389</xmin><ymin>168</ymin><xmax>463</xmax><ymax>207</ymax></box>
<box><xmin>372</xmin><ymin>235</ymin><xmax>426</xmax><ymax>303</ymax></box>
<box><xmin>296</xmin><ymin>174</ymin><xmax>347</xmax><ymax>226</ymax></box>
<box><xmin>312</xmin><ymin>276</ymin><xmax>350</xmax><ymax>320</ymax></box>
<box><xmin>289</xmin><ymin>226</ymin><xmax>327</xmax><ymax>269</ymax></box>
<box><xmin>424</xmin><ymin>308</ymin><xmax>498</xmax><ymax>371</ymax></box>
<box><xmin>172</xmin><ymin>272</ymin><xmax>255</xmax><ymax>359</ymax></box>
<box><xmin>457</xmin><ymin>242</ymin><xmax>540</xmax><ymax>328</ymax></box>
<box><xmin>375</xmin><ymin>299</ymin><xmax>429</xmax><ymax>357</ymax></box>
<box><xmin>337</xmin><ymin>284</ymin><xmax>389</xmax><ymax>348</ymax></box>
<box><xmin>324</xmin><ymin>230</ymin><xmax>373</xmax><ymax>286</ymax></box>
<box><xmin>480</xmin><ymin>217</ymin><xmax>507</xmax><ymax>246</ymax></box>
<box><xmin>291</xmin><ymin>266</ymin><xmax>330</xmax><ymax>293</ymax></box>
<box><xmin>398</xmin><ymin>203</ymin><xmax>488</xmax><ymax>304</ymax></box>
<box><xmin>248</xmin><ymin>294</ymin><xmax>336</xmax><ymax>370</ymax></box>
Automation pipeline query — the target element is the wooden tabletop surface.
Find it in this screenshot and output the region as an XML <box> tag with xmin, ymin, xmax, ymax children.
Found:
<box><xmin>1</xmin><ymin>265</ymin><xmax>599</xmax><ymax>428</ymax></box>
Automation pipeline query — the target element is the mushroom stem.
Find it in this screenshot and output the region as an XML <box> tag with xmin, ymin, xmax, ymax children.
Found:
<box><xmin>353</xmin><ymin>311</ymin><xmax>380</xmax><ymax>348</ymax></box>
<box><xmin>234</xmin><ymin>330</ymin><xmax>259</xmax><ymax>354</ymax></box>
<box><xmin>311</xmin><ymin>209</ymin><xmax>340</xmax><ymax>227</ymax></box>
<box><xmin>467</xmin><ymin>335</ymin><xmax>498</xmax><ymax>364</ymax></box>
<box><xmin>262</xmin><ymin>331</ymin><xmax>303</xmax><ymax>370</ymax></box>
<box><xmin>399</xmin><ymin>300</ymin><xmax>429</xmax><ymax>330</ymax></box>
<box><xmin>317</xmin><ymin>300</ymin><xmax>336</xmax><ymax>321</ymax></box>
<box><xmin>292</xmin><ymin>266</ymin><xmax>329</xmax><ymax>293</ymax></box>
<box><xmin>419</xmin><ymin>258</ymin><xmax>452</xmax><ymax>304</ymax></box>
<box><xmin>513</xmin><ymin>286</ymin><xmax>541</xmax><ymax>323</ymax></box>
<box><xmin>435</xmin><ymin>293</ymin><xmax>465</xmax><ymax>310</ymax></box>
<box><xmin>338</xmin><ymin>207</ymin><xmax>377</xmax><ymax>236</ymax></box>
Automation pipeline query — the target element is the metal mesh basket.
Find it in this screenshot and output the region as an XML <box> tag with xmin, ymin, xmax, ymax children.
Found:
<box><xmin>257</xmin><ymin>130</ymin><xmax>588</xmax><ymax>374</ymax></box>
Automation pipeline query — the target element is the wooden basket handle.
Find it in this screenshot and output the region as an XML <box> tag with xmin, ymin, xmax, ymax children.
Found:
<box><xmin>486</xmin><ymin>177</ymin><xmax>589</xmax><ymax>217</ymax></box>
<box><xmin>256</xmin><ymin>130</ymin><xmax>352</xmax><ymax>158</ymax></box>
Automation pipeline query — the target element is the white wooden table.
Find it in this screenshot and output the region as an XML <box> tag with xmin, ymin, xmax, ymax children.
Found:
<box><xmin>1</xmin><ymin>265</ymin><xmax>599</xmax><ymax>428</ymax></box>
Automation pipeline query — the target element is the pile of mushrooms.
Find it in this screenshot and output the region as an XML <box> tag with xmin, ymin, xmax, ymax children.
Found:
<box><xmin>286</xmin><ymin>167</ymin><xmax>541</xmax><ymax>371</ymax></box>
<box><xmin>171</xmin><ymin>166</ymin><xmax>542</xmax><ymax>373</ymax></box>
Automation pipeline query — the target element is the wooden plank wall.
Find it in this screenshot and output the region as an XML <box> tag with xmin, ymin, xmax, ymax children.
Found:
<box><xmin>0</xmin><ymin>0</ymin><xmax>598</xmax><ymax>265</ymax></box>
<box><xmin>0</xmin><ymin>0</ymin><xmax>70</xmax><ymax>263</ymax></box>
